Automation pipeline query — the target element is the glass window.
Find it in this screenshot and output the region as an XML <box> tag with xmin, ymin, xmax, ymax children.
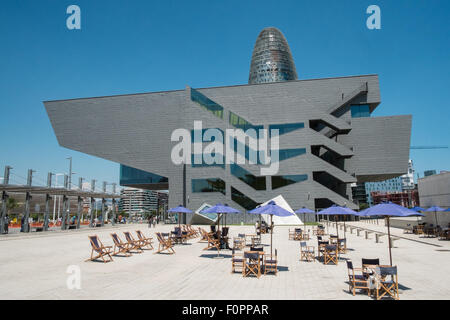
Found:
<box><xmin>272</xmin><ymin>174</ymin><xmax>308</xmax><ymax>190</ymax></box>
<box><xmin>191</xmin><ymin>88</ymin><xmax>223</xmax><ymax>119</ymax></box>
<box><xmin>351</xmin><ymin>104</ymin><xmax>370</xmax><ymax>118</ymax></box>
<box><xmin>230</xmin><ymin>164</ymin><xmax>266</xmax><ymax>190</ymax></box>
<box><xmin>191</xmin><ymin>153</ymin><xmax>225</xmax><ymax>168</ymax></box>
<box><xmin>192</xmin><ymin>178</ymin><xmax>225</xmax><ymax>195</ymax></box>
<box><xmin>229</xmin><ymin>111</ymin><xmax>263</xmax><ymax>133</ymax></box>
<box><xmin>231</xmin><ymin>187</ymin><xmax>258</xmax><ymax>210</ymax></box>
<box><xmin>120</xmin><ymin>165</ymin><xmax>168</xmax><ymax>185</ymax></box>
<box><xmin>278</xmin><ymin>148</ymin><xmax>306</xmax><ymax>161</ymax></box>
<box><xmin>269</xmin><ymin>122</ymin><xmax>304</xmax><ymax>136</ymax></box>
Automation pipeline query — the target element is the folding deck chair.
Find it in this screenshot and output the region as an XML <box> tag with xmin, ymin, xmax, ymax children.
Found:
<box><xmin>110</xmin><ymin>233</ymin><xmax>132</xmax><ymax>257</ymax></box>
<box><xmin>136</xmin><ymin>230</ymin><xmax>154</xmax><ymax>250</ymax></box>
<box><xmin>154</xmin><ymin>232</ymin><xmax>175</xmax><ymax>254</ymax></box>
<box><xmin>86</xmin><ymin>235</ymin><xmax>113</xmax><ymax>263</ymax></box>
<box><xmin>123</xmin><ymin>231</ymin><xmax>144</xmax><ymax>253</ymax></box>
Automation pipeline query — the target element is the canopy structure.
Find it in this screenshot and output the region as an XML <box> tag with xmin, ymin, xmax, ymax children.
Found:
<box><xmin>189</xmin><ymin>203</ymin><xmax>217</xmax><ymax>225</ymax></box>
<box><xmin>258</xmin><ymin>195</ymin><xmax>302</xmax><ymax>226</ymax></box>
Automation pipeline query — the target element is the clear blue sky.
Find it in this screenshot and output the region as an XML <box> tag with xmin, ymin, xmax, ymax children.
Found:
<box><xmin>0</xmin><ymin>0</ymin><xmax>449</xmax><ymax>188</ymax></box>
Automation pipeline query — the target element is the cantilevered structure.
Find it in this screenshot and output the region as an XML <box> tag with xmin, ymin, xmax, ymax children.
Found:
<box><xmin>44</xmin><ymin>27</ymin><xmax>412</xmax><ymax>224</ymax></box>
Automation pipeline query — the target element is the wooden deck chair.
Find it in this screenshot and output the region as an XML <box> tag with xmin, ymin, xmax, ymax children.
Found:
<box><xmin>123</xmin><ymin>231</ymin><xmax>144</xmax><ymax>253</ymax></box>
<box><xmin>264</xmin><ymin>249</ymin><xmax>278</xmax><ymax>275</ymax></box>
<box><xmin>154</xmin><ymin>232</ymin><xmax>175</xmax><ymax>254</ymax></box>
<box><xmin>188</xmin><ymin>225</ymin><xmax>199</xmax><ymax>237</ymax></box>
<box><xmin>86</xmin><ymin>235</ymin><xmax>113</xmax><ymax>263</ymax></box>
<box><xmin>203</xmin><ymin>232</ymin><xmax>221</xmax><ymax>253</ymax></box>
<box><xmin>231</xmin><ymin>249</ymin><xmax>244</xmax><ymax>274</ymax></box>
<box><xmin>323</xmin><ymin>245</ymin><xmax>338</xmax><ymax>265</ymax></box>
<box><xmin>198</xmin><ymin>228</ymin><xmax>209</xmax><ymax>242</ymax></box>
<box><xmin>243</xmin><ymin>252</ymin><xmax>261</xmax><ymax>278</ymax></box>
<box><xmin>375</xmin><ymin>266</ymin><xmax>399</xmax><ymax>300</ymax></box>
<box><xmin>136</xmin><ymin>230</ymin><xmax>154</xmax><ymax>250</ymax></box>
<box><xmin>110</xmin><ymin>233</ymin><xmax>132</xmax><ymax>257</ymax></box>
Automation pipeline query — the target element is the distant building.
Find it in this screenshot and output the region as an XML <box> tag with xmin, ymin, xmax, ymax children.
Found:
<box><xmin>418</xmin><ymin>171</ymin><xmax>450</xmax><ymax>226</ymax></box>
<box><xmin>351</xmin><ymin>182</ymin><xmax>368</xmax><ymax>207</ymax></box>
<box><xmin>365</xmin><ymin>177</ymin><xmax>403</xmax><ymax>206</ymax></box>
<box><xmin>118</xmin><ymin>188</ymin><xmax>159</xmax><ymax>215</ymax></box>
<box><xmin>424</xmin><ymin>170</ymin><xmax>437</xmax><ymax>177</ymax></box>
<box><xmin>363</xmin><ymin>159</ymin><xmax>415</xmax><ymax>205</ymax></box>
<box><xmin>401</xmin><ymin>159</ymin><xmax>415</xmax><ymax>190</ymax></box>
<box><xmin>371</xmin><ymin>190</ymin><xmax>419</xmax><ymax>207</ymax></box>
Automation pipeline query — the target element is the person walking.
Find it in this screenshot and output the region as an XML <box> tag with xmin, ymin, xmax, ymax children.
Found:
<box><xmin>152</xmin><ymin>216</ymin><xmax>157</xmax><ymax>228</ymax></box>
<box><xmin>148</xmin><ymin>216</ymin><xmax>152</xmax><ymax>228</ymax></box>
<box><xmin>3</xmin><ymin>214</ymin><xmax>9</xmax><ymax>234</ymax></box>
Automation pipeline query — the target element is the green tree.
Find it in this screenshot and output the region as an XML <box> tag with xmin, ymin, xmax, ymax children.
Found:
<box><xmin>6</xmin><ymin>197</ymin><xmax>19</xmax><ymax>211</ymax></box>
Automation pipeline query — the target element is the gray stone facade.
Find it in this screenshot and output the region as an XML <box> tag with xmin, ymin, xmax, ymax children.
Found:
<box><xmin>44</xmin><ymin>74</ymin><xmax>412</xmax><ymax>223</ymax></box>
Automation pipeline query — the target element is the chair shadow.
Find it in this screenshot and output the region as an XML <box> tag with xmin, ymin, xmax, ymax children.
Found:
<box><xmin>199</xmin><ymin>253</ymin><xmax>232</xmax><ymax>259</ymax></box>
<box><xmin>276</xmin><ymin>266</ymin><xmax>289</xmax><ymax>272</ymax></box>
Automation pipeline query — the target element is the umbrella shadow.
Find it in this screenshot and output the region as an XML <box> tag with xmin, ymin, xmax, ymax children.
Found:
<box><xmin>199</xmin><ymin>253</ymin><xmax>232</xmax><ymax>259</ymax></box>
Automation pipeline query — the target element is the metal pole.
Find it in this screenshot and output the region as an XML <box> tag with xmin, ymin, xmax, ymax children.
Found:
<box><xmin>1</xmin><ymin>191</ymin><xmax>9</xmax><ymax>234</ymax></box>
<box><xmin>23</xmin><ymin>169</ymin><xmax>35</xmax><ymax>232</ymax></box>
<box><xmin>76</xmin><ymin>196</ymin><xmax>82</xmax><ymax>229</ymax></box>
<box><xmin>111</xmin><ymin>198</ymin><xmax>116</xmax><ymax>226</ymax></box>
<box><xmin>0</xmin><ymin>166</ymin><xmax>11</xmax><ymax>233</ymax></box>
<box><xmin>90</xmin><ymin>197</ymin><xmax>95</xmax><ymax>227</ymax></box>
<box><xmin>67</xmin><ymin>157</ymin><xmax>72</xmax><ymax>190</ymax></box>
<box><xmin>101</xmin><ymin>198</ymin><xmax>105</xmax><ymax>227</ymax></box>
<box><xmin>44</xmin><ymin>194</ymin><xmax>51</xmax><ymax>231</ymax></box>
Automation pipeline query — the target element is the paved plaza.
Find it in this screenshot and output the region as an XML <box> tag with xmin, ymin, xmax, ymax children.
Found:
<box><xmin>0</xmin><ymin>221</ymin><xmax>449</xmax><ymax>300</ymax></box>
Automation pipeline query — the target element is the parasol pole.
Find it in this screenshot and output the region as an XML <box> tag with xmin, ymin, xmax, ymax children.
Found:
<box><xmin>270</xmin><ymin>214</ymin><xmax>273</xmax><ymax>259</ymax></box>
<box><xmin>387</xmin><ymin>216</ymin><xmax>393</xmax><ymax>266</ymax></box>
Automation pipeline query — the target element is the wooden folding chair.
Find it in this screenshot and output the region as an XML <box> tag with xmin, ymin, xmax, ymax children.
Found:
<box><xmin>231</xmin><ymin>249</ymin><xmax>244</xmax><ymax>274</ymax></box>
<box><xmin>300</xmin><ymin>241</ymin><xmax>315</xmax><ymax>262</ymax></box>
<box><xmin>110</xmin><ymin>233</ymin><xmax>132</xmax><ymax>257</ymax></box>
<box><xmin>323</xmin><ymin>245</ymin><xmax>338</xmax><ymax>265</ymax></box>
<box><xmin>288</xmin><ymin>229</ymin><xmax>296</xmax><ymax>240</ymax></box>
<box><xmin>123</xmin><ymin>231</ymin><xmax>144</xmax><ymax>253</ymax></box>
<box><xmin>264</xmin><ymin>249</ymin><xmax>278</xmax><ymax>275</ymax></box>
<box><xmin>233</xmin><ymin>233</ymin><xmax>245</xmax><ymax>250</ymax></box>
<box><xmin>243</xmin><ymin>252</ymin><xmax>261</xmax><ymax>278</ymax></box>
<box><xmin>346</xmin><ymin>260</ymin><xmax>371</xmax><ymax>296</ymax></box>
<box><xmin>203</xmin><ymin>232</ymin><xmax>221</xmax><ymax>253</ymax></box>
<box><xmin>85</xmin><ymin>235</ymin><xmax>113</xmax><ymax>263</ymax></box>
<box><xmin>198</xmin><ymin>228</ymin><xmax>209</xmax><ymax>242</ymax></box>
<box><xmin>317</xmin><ymin>240</ymin><xmax>329</xmax><ymax>260</ymax></box>
<box><xmin>154</xmin><ymin>232</ymin><xmax>175</xmax><ymax>254</ymax></box>
<box><xmin>375</xmin><ymin>266</ymin><xmax>399</xmax><ymax>300</ymax></box>
<box><xmin>136</xmin><ymin>230</ymin><xmax>154</xmax><ymax>249</ymax></box>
